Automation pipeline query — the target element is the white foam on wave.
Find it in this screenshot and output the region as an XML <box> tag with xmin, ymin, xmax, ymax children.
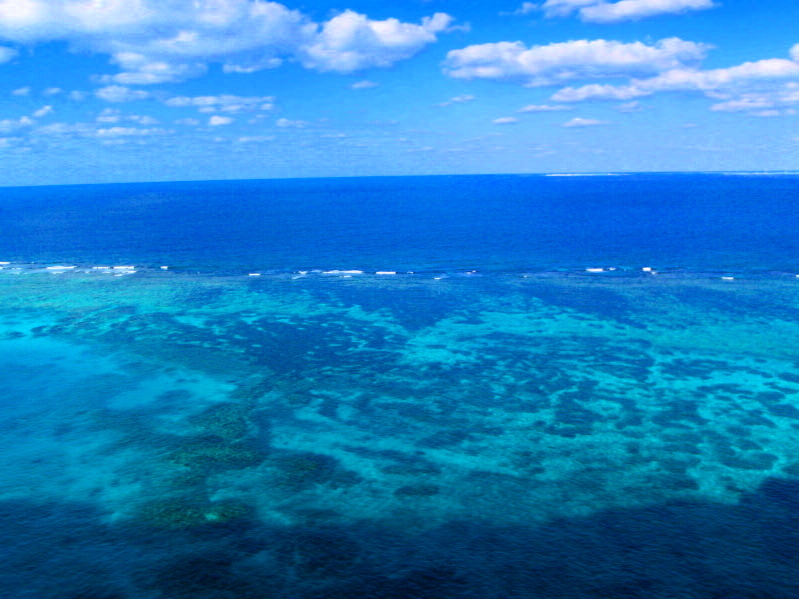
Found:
<box><xmin>376</xmin><ymin>271</ymin><xmax>397</xmax><ymax>275</ymax></box>
<box><xmin>46</xmin><ymin>265</ymin><xmax>77</xmax><ymax>271</ymax></box>
<box><xmin>586</xmin><ymin>268</ymin><xmax>605</xmax><ymax>273</ymax></box>
<box><xmin>721</xmin><ymin>276</ymin><xmax>735</xmax><ymax>281</ymax></box>
<box><xmin>248</xmin><ymin>273</ymin><xmax>261</xmax><ymax>277</ymax></box>
<box><xmin>323</xmin><ymin>270</ymin><xmax>364</xmax><ymax>275</ymax></box>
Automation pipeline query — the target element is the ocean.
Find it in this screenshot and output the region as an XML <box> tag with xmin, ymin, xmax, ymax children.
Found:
<box><xmin>2</xmin><ymin>173</ymin><xmax>799</xmax><ymax>598</ymax></box>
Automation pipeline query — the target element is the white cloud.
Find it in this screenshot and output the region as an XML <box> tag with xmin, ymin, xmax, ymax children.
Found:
<box><xmin>0</xmin><ymin>1</ymin><xmax>457</xmax><ymax>83</ymax></box>
<box><xmin>43</xmin><ymin>87</ymin><xmax>63</xmax><ymax>95</ymax></box>
<box><xmin>552</xmin><ymin>56</ymin><xmax>799</xmax><ymax>106</ymax></box>
<box><xmin>164</xmin><ymin>94</ymin><xmax>275</xmax><ymax>113</ymax></box>
<box><xmin>132</xmin><ymin>115</ymin><xmax>159</xmax><ymax>125</ymax></box>
<box><xmin>276</xmin><ymin>118</ymin><xmax>308</xmax><ymax>128</ymax></box>
<box><xmin>97</xmin><ymin>109</ymin><xmax>159</xmax><ymax>125</ymax></box>
<box><xmin>69</xmin><ymin>90</ymin><xmax>87</xmax><ymax>101</ymax></box>
<box><xmin>639</xmin><ymin>58</ymin><xmax>799</xmax><ymax>92</ymax></box>
<box><xmin>102</xmin><ymin>58</ymin><xmax>206</xmax><ymax>86</ymax></box>
<box><xmin>563</xmin><ymin>117</ymin><xmax>607</xmax><ymax>127</ymax></box>
<box><xmin>518</xmin><ymin>104</ymin><xmax>572</xmax><ymax>112</ymax></box>
<box><xmin>0</xmin><ymin>116</ymin><xmax>34</xmax><ymax>133</ymax></box>
<box><xmin>710</xmin><ymin>98</ymin><xmax>780</xmax><ymax>113</ymax></box>
<box><xmin>751</xmin><ymin>109</ymin><xmax>796</xmax><ymax>117</ymax></box>
<box><xmin>618</xmin><ymin>100</ymin><xmax>642</xmax><ymax>112</ymax></box>
<box><xmin>541</xmin><ymin>0</ymin><xmax>716</xmax><ymax>23</ymax></box>
<box><xmin>95</xmin><ymin>85</ymin><xmax>150</xmax><ymax>102</ymax></box>
<box><xmin>29</xmin><ymin>119</ymin><xmax>171</xmax><ymax>140</ymax></box>
<box><xmin>351</xmin><ymin>80</ymin><xmax>379</xmax><ymax>89</ymax></box>
<box><xmin>209</xmin><ymin>115</ymin><xmax>233</xmax><ymax>126</ymax></box>
<box><xmin>444</xmin><ymin>38</ymin><xmax>709</xmax><ymax>86</ymax></box>
<box><xmin>175</xmin><ymin>117</ymin><xmax>200</xmax><ymax>126</ymax></box>
<box><xmin>223</xmin><ymin>60</ymin><xmax>282</xmax><ymax>74</ymax></box>
<box><xmin>438</xmin><ymin>94</ymin><xmax>476</xmax><ymax>106</ymax></box>
<box><xmin>540</xmin><ymin>0</ymin><xmax>597</xmax><ymax>18</ymax></box>
<box><xmin>297</xmin><ymin>11</ymin><xmax>454</xmax><ymax>73</ymax></box>
<box><xmin>707</xmin><ymin>84</ymin><xmax>799</xmax><ymax>115</ymax></box>
<box><xmin>32</xmin><ymin>105</ymin><xmax>53</xmax><ymax>118</ymax></box>
<box><xmin>96</xmin><ymin>126</ymin><xmax>169</xmax><ymax>137</ymax></box>
<box><xmin>500</xmin><ymin>2</ymin><xmax>538</xmax><ymax>16</ymax></box>
<box><xmin>34</xmin><ymin>122</ymin><xmax>94</xmax><ymax>137</ymax></box>
<box><xmin>238</xmin><ymin>135</ymin><xmax>276</xmax><ymax>143</ymax></box>
<box><xmin>493</xmin><ymin>116</ymin><xmax>519</xmax><ymax>124</ymax></box>
<box><xmin>552</xmin><ymin>83</ymin><xmax>651</xmax><ymax>101</ymax></box>
<box><xmin>12</xmin><ymin>86</ymin><xmax>31</xmax><ymax>96</ymax></box>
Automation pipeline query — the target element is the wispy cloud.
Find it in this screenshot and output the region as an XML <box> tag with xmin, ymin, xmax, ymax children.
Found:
<box><xmin>96</xmin><ymin>126</ymin><xmax>170</xmax><ymax>137</ymax></box>
<box><xmin>563</xmin><ymin>117</ymin><xmax>607</xmax><ymax>127</ymax></box>
<box><xmin>500</xmin><ymin>2</ymin><xmax>538</xmax><ymax>16</ymax></box>
<box><xmin>518</xmin><ymin>104</ymin><xmax>572</xmax><ymax>112</ymax></box>
<box><xmin>438</xmin><ymin>94</ymin><xmax>476</xmax><ymax>107</ymax></box>
<box><xmin>541</xmin><ymin>0</ymin><xmax>716</xmax><ymax>23</ymax></box>
<box><xmin>351</xmin><ymin>80</ymin><xmax>379</xmax><ymax>90</ymax></box>
<box><xmin>165</xmin><ymin>95</ymin><xmax>274</xmax><ymax>113</ymax></box>
<box><xmin>0</xmin><ymin>116</ymin><xmax>34</xmax><ymax>133</ymax></box>
<box><xmin>276</xmin><ymin>118</ymin><xmax>309</xmax><ymax>128</ymax></box>
<box><xmin>95</xmin><ymin>86</ymin><xmax>151</xmax><ymax>103</ymax></box>
<box><xmin>551</xmin><ymin>52</ymin><xmax>799</xmax><ymax>112</ymax></box>
<box><xmin>237</xmin><ymin>135</ymin><xmax>276</xmax><ymax>143</ymax></box>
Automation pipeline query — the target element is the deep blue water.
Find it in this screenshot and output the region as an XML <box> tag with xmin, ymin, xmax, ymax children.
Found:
<box><xmin>3</xmin><ymin>174</ymin><xmax>799</xmax><ymax>598</ymax></box>
<box><xmin>2</xmin><ymin>173</ymin><xmax>798</xmax><ymax>273</ymax></box>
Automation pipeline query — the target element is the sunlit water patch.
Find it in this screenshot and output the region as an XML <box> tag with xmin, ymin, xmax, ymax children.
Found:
<box><xmin>2</xmin><ymin>271</ymin><xmax>799</xmax><ymax>597</ymax></box>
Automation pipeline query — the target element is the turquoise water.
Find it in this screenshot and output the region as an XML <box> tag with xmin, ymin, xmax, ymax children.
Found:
<box><xmin>3</xmin><ymin>269</ymin><xmax>799</xmax><ymax>597</ymax></box>
<box><xmin>3</xmin><ymin>175</ymin><xmax>799</xmax><ymax>597</ymax></box>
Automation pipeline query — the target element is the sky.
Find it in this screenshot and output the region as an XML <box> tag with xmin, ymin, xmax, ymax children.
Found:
<box><xmin>0</xmin><ymin>0</ymin><xmax>797</xmax><ymax>185</ymax></box>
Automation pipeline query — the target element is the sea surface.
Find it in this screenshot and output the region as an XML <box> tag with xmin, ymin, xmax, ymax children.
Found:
<box><xmin>2</xmin><ymin>173</ymin><xmax>799</xmax><ymax>598</ymax></box>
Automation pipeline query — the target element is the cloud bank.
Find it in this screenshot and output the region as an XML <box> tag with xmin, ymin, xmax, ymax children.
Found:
<box><xmin>447</xmin><ymin>32</ymin><xmax>799</xmax><ymax>115</ymax></box>
<box><xmin>444</xmin><ymin>38</ymin><xmax>709</xmax><ymax>86</ymax></box>
<box><xmin>0</xmin><ymin>0</ymin><xmax>457</xmax><ymax>83</ymax></box>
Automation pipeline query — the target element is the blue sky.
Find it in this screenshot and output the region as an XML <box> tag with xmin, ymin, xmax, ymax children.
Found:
<box><xmin>0</xmin><ymin>0</ymin><xmax>796</xmax><ymax>185</ymax></box>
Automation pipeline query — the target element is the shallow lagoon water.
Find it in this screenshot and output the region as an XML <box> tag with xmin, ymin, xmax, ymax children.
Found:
<box><xmin>3</xmin><ymin>268</ymin><xmax>799</xmax><ymax>598</ymax></box>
